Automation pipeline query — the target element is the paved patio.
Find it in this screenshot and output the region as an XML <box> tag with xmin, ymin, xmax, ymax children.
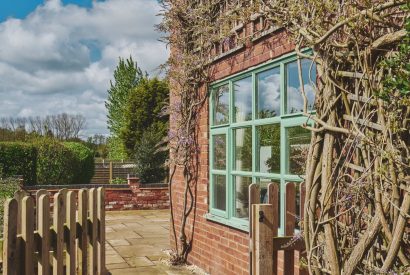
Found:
<box><xmin>106</xmin><ymin>210</ymin><xmax>199</xmax><ymax>275</ymax></box>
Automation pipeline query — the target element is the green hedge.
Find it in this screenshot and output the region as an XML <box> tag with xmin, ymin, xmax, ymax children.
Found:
<box><xmin>35</xmin><ymin>138</ymin><xmax>78</xmax><ymax>185</ymax></box>
<box><xmin>0</xmin><ymin>142</ymin><xmax>37</xmax><ymax>185</ymax></box>
<box><xmin>0</xmin><ymin>140</ymin><xmax>95</xmax><ymax>185</ymax></box>
<box><xmin>63</xmin><ymin>142</ymin><xmax>95</xmax><ymax>184</ymax></box>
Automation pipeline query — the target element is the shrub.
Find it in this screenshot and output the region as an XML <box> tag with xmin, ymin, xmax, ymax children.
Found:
<box><xmin>64</xmin><ymin>142</ymin><xmax>95</xmax><ymax>184</ymax></box>
<box><xmin>35</xmin><ymin>138</ymin><xmax>78</xmax><ymax>185</ymax></box>
<box><xmin>0</xmin><ymin>142</ymin><xmax>37</xmax><ymax>185</ymax></box>
<box><xmin>134</xmin><ymin>125</ymin><xmax>168</xmax><ymax>183</ymax></box>
<box><xmin>110</xmin><ymin>177</ymin><xmax>127</xmax><ymax>184</ymax></box>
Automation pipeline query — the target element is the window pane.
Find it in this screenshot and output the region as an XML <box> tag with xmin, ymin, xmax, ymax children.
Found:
<box><xmin>286</xmin><ymin>59</ymin><xmax>316</xmax><ymax>114</ymax></box>
<box><xmin>234</xmin><ymin>176</ymin><xmax>252</xmax><ymax>219</ymax></box>
<box><xmin>213</xmin><ymin>84</ymin><xmax>229</xmax><ymax>125</ymax></box>
<box><xmin>287</xmin><ymin>126</ymin><xmax>311</xmax><ymax>175</ymax></box>
<box><xmin>234</xmin><ymin>127</ymin><xmax>252</xmax><ymax>171</ymax></box>
<box><xmin>257</xmin><ymin>124</ymin><xmax>280</xmax><ymax>173</ymax></box>
<box><xmin>213</xmin><ymin>174</ymin><xmax>226</xmax><ymax>211</ymax></box>
<box><xmin>213</xmin><ymin>134</ymin><xmax>226</xmax><ymax>170</ymax></box>
<box><xmin>258</xmin><ymin>178</ymin><xmax>281</xmax><ymax>228</ymax></box>
<box><xmin>257</xmin><ymin>67</ymin><xmax>281</xmax><ymax>119</ymax></box>
<box><xmin>233</xmin><ymin>76</ymin><xmax>252</xmax><ymax>122</ymax></box>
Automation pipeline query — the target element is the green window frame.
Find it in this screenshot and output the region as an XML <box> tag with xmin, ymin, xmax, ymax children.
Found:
<box><xmin>207</xmin><ymin>51</ymin><xmax>316</xmax><ymax>234</ymax></box>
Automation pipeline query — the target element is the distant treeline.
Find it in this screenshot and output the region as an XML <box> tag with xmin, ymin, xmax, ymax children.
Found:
<box><xmin>0</xmin><ymin>114</ymin><xmax>109</xmax><ymax>159</ymax></box>
<box><xmin>0</xmin><ymin>113</ymin><xmax>86</xmax><ymax>141</ymax></box>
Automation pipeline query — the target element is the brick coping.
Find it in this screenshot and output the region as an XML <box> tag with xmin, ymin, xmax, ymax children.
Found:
<box><xmin>24</xmin><ymin>183</ymin><xmax>168</xmax><ymax>190</ymax></box>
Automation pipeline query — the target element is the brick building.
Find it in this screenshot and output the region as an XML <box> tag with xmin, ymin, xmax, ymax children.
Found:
<box><xmin>169</xmin><ymin>15</ymin><xmax>316</xmax><ymax>275</ymax></box>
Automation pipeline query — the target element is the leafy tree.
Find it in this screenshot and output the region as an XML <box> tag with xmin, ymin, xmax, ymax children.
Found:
<box><xmin>107</xmin><ymin>136</ymin><xmax>127</xmax><ymax>160</ymax></box>
<box><xmin>105</xmin><ymin>57</ymin><xmax>144</xmax><ymax>136</ymax></box>
<box><xmin>85</xmin><ymin>134</ymin><xmax>108</xmax><ymax>159</ymax></box>
<box><xmin>134</xmin><ymin>125</ymin><xmax>168</xmax><ymax>183</ymax></box>
<box><xmin>121</xmin><ymin>77</ymin><xmax>169</xmax><ymax>156</ymax></box>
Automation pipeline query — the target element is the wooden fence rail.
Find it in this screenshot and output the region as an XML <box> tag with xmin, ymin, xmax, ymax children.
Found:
<box><xmin>91</xmin><ymin>161</ymin><xmax>136</xmax><ymax>184</ymax></box>
<box><xmin>249</xmin><ymin>182</ymin><xmax>307</xmax><ymax>275</ymax></box>
<box><xmin>2</xmin><ymin>187</ymin><xmax>106</xmax><ymax>275</ymax></box>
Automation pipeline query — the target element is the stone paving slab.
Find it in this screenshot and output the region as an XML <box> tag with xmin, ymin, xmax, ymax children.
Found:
<box><xmin>106</xmin><ymin>210</ymin><xmax>202</xmax><ymax>275</ymax></box>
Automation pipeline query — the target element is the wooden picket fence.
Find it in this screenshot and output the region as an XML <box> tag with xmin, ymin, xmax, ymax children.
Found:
<box><xmin>249</xmin><ymin>182</ymin><xmax>307</xmax><ymax>275</ymax></box>
<box><xmin>1</xmin><ymin>187</ymin><xmax>106</xmax><ymax>275</ymax></box>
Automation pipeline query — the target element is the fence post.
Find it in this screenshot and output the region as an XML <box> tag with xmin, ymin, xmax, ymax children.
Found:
<box><xmin>299</xmin><ymin>182</ymin><xmax>308</xmax><ymax>275</ymax></box>
<box><xmin>14</xmin><ymin>189</ymin><xmax>28</xmax><ymax>275</ymax></box>
<box><xmin>97</xmin><ymin>187</ymin><xmax>106</xmax><ymax>274</ymax></box>
<box><xmin>22</xmin><ymin>196</ymin><xmax>35</xmax><ymax>275</ymax></box>
<box><xmin>2</xmin><ymin>198</ymin><xmax>18</xmax><ymax>275</ymax></box>
<box><xmin>89</xmin><ymin>188</ymin><xmax>98</xmax><ymax>274</ymax></box>
<box><xmin>66</xmin><ymin>191</ymin><xmax>77</xmax><ymax>275</ymax></box>
<box><xmin>14</xmin><ymin>190</ymin><xmax>28</xmax><ymax>235</ymax></box>
<box><xmin>251</xmin><ymin>204</ymin><xmax>274</xmax><ymax>275</ymax></box>
<box><xmin>35</xmin><ymin>189</ymin><xmax>48</xmax><ymax>206</ymax></box>
<box><xmin>249</xmin><ymin>183</ymin><xmax>260</xmax><ymax>275</ymax></box>
<box><xmin>267</xmin><ymin>183</ymin><xmax>279</xmax><ymax>274</ymax></box>
<box><xmin>109</xmin><ymin>162</ymin><xmax>113</xmax><ymax>183</ymax></box>
<box><xmin>284</xmin><ymin>182</ymin><xmax>296</xmax><ymax>275</ymax></box>
<box><xmin>78</xmin><ymin>189</ymin><xmax>88</xmax><ymax>275</ymax></box>
<box><xmin>53</xmin><ymin>191</ymin><xmax>66</xmax><ymax>275</ymax></box>
<box><xmin>38</xmin><ymin>194</ymin><xmax>50</xmax><ymax>275</ymax></box>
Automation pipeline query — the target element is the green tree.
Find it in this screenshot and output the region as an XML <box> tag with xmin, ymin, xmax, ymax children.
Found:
<box><xmin>107</xmin><ymin>136</ymin><xmax>127</xmax><ymax>160</ymax></box>
<box><xmin>105</xmin><ymin>57</ymin><xmax>144</xmax><ymax>136</ymax></box>
<box><xmin>121</xmin><ymin>77</ymin><xmax>169</xmax><ymax>156</ymax></box>
<box><xmin>134</xmin><ymin>125</ymin><xmax>168</xmax><ymax>183</ymax></box>
<box><xmin>85</xmin><ymin>134</ymin><xmax>108</xmax><ymax>159</ymax></box>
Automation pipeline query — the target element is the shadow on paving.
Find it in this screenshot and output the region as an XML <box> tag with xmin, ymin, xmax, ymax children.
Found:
<box><xmin>106</xmin><ymin>210</ymin><xmax>195</xmax><ymax>275</ymax></box>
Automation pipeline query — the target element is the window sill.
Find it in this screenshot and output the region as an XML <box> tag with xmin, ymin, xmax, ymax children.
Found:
<box><xmin>204</xmin><ymin>213</ymin><xmax>249</xmax><ymax>233</ymax></box>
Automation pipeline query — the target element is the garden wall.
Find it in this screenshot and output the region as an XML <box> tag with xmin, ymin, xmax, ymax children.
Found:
<box><xmin>24</xmin><ymin>177</ymin><xmax>169</xmax><ymax>211</ymax></box>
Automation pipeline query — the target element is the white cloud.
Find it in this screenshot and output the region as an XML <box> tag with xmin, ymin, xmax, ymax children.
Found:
<box><xmin>0</xmin><ymin>0</ymin><xmax>169</xmax><ymax>137</ymax></box>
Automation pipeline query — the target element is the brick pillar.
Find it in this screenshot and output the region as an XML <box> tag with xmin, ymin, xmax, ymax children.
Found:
<box><xmin>127</xmin><ymin>176</ymin><xmax>140</xmax><ymax>193</ymax></box>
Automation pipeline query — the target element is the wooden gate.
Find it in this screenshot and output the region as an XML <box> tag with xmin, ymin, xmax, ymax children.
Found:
<box><xmin>249</xmin><ymin>182</ymin><xmax>307</xmax><ymax>275</ymax></box>
<box><xmin>2</xmin><ymin>187</ymin><xmax>106</xmax><ymax>275</ymax></box>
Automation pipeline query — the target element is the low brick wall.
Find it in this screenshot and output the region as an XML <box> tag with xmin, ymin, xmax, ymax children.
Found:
<box><xmin>105</xmin><ymin>182</ymin><xmax>169</xmax><ymax>211</ymax></box>
<box><xmin>24</xmin><ymin>178</ymin><xmax>169</xmax><ymax>211</ymax></box>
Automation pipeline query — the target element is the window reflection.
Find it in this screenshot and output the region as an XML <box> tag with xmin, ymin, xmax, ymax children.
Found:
<box><xmin>234</xmin><ymin>127</ymin><xmax>252</xmax><ymax>171</ymax></box>
<box><xmin>213</xmin><ymin>175</ymin><xmax>226</xmax><ymax>211</ymax></box>
<box><xmin>213</xmin><ymin>85</ymin><xmax>229</xmax><ymax>125</ymax></box>
<box><xmin>287</xmin><ymin>126</ymin><xmax>311</xmax><ymax>175</ymax></box>
<box><xmin>286</xmin><ymin>59</ymin><xmax>316</xmax><ymax>114</ymax></box>
<box><xmin>257</xmin><ymin>68</ymin><xmax>281</xmax><ymax>119</ymax></box>
<box><xmin>213</xmin><ymin>134</ymin><xmax>226</xmax><ymax>170</ymax></box>
<box><xmin>234</xmin><ymin>176</ymin><xmax>252</xmax><ymax>219</ymax></box>
<box><xmin>257</xmin><ymin>124</ymin><xmax>280</xmax><ymax>173</ymax></box>
<box><xmin>234</xmin><ymin>77</ymin><xmax>252</xmax><ymax>122</ymax></box>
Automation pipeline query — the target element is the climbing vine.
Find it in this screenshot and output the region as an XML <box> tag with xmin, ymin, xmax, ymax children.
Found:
<box><xmin>159</xmin><ymin>0</ymin><xmax>410</xmax><ymax>273</ymax></box>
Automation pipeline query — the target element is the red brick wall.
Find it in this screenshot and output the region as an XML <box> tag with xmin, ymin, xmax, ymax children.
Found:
<box><xmin>26</xmin><ymin>182</ymin><xmax>169</xmax><ymax>211</ymax></box>
<box><xmin>170</xmin><ymin>29</ymin><xmax>296</xmax><ymax>275</ymax></box>
<box><xmin>105</xmin><ymin>185</ymin><xmax>169</xmax><ymax>211</ymax></box>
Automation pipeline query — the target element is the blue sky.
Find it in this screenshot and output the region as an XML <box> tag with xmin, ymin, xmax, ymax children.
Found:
<box><xmin>0</xmin><ymin>0</ymin><xmax>95</xmax><ymax>21</ymax></box>
<box><xmin>0</xmin><ymin>0</ymin><xmax>168</xmax><ymax>137</ymax></box>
